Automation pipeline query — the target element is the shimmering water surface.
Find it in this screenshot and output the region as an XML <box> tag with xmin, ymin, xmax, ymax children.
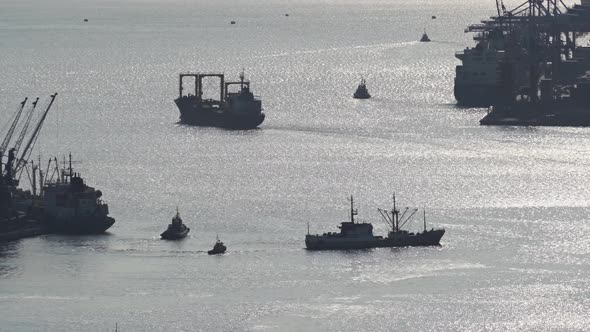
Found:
<box><xmin>1</xmin><ymin>0</ymin><xmax>590</xmax><ymax>330</ymax></box>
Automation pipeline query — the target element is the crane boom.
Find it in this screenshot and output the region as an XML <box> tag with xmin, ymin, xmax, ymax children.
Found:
<box><xmin>14</xmin><ymin>93</ymin><xmax>57</xmax><ymax>176</ymax></box>
<box><xmin>0</xmin><ymin>97</ymin><xmax>28</xmax><ymax>153</ymax></box>
<box><xmin>12</xmin><ymin>97</ymin><xmax>39</xmax><ymax>156</ymax></box>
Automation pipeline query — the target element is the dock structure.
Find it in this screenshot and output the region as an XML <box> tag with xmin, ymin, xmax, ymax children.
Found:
<box><xmin>456</xmin><ymin>0</ymin><xmax>590</xmax><ymax>125</ymax></box>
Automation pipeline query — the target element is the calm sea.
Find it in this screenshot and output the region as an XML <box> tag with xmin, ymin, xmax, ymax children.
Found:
<box><xmin>1</xmin><ymin>0</ymin><xmax>589</xmax><ymax>331</ymax></box>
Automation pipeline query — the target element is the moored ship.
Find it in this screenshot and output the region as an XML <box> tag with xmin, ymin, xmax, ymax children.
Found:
<box><xmin>174</xmin><ymin>71</ymin><xmax>265</xmax><ymax>129</ymax></box>
<box><xmin>455</xmin><ymin>0</ymin><xmax>590</xmax><ymax>126</ymax></box>
<box><xmin>454</xmin><ymin>28</ymin><xmax>528</xmax><ymax>107</ymax></box>
<box><xmin>43</xmin><ymin>154</ymin><xmax>115</xmax><ymax>234</ymax></box>
<box><xmin>305</xmin><ymin>195</ymin><xmax>444</xmax><ymax>251</ymax></box>
<box><xmin>0</xmin><ymin>94</ymin><xmax>57</xmax><ymax>241</ymax></box>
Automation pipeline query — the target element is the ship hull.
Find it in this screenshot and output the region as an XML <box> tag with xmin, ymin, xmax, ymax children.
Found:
<box><xmin>454</xmin><ymin>83</ymin><xmax>496</xmax><ymax>107</ymax></box>
<box><xmin>175</xmin><ymin>96</ymin><xmax>265</xmax><ymax>129</ymax></box>
<box><xmin>305</xmin><ymin>237</ymin><xmax>379</xmax><ymax>250</ymax></box>
<box><xmin>0</xmin><ymin>216</ymin><xmax>48</xmax><ymax>242</ymax></box>
<box><xmin>46</xmin><ymin>216</ymin><xmax>115</xmax><ymax>234</ymax></box>
<box><xmin>480</xmin><ymin>102</ymin><xmax>590</xmax><ymax>126</ymax></box>
<box><xmin>208</xmin><ymin>247</ymin><xmax>226</xmax><ymax>255</ymax></box>
<box><xmin>160</xmin><ymin>227</ymin><xmax>190</xmax><ymax>240</ymax></box>
<box><xmin>379</xmin><ymin>229</ymin><xmax>445</xmax><ymax>247</ymax></box>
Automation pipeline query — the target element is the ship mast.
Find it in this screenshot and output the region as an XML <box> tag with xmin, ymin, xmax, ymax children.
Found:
<box><xmin>392</xmin><ymin>193</ymin><xmax>399</xmax><ymax>232</ymax></box>
<box><xmin>69</xmin><ymin>152</ymin><xmax>73</xmax><ymax>179</ymax></box>
<box><xmin>239</xmin><ymin>68</ymin><xmax>245</xmax><ymax>90</ymax></box>
<box><xmin>349</xmin><ymin>195</ymin><xmax>358</xmax><ymax>223</ymax></box>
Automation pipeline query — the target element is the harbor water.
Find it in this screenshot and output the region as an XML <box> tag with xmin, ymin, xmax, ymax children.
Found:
<box><xmin>1</xmin><ymin>0</ymin><xmax>590</xmax><ymax>330</ymax></box>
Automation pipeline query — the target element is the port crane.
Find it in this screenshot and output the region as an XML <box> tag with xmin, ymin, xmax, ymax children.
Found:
<box><xmin>0</xmin><ymin>98</ymin><xmax>28</xmax><ymax>154</ymax></box>
<box><xmin>1</xmin><ymin>93</ymin><xmax>57</xmax><ymax>185</ymax></box>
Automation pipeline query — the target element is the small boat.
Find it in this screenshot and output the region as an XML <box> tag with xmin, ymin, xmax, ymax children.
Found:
<box><xmin>353</xmin><ymin>78</ymin><xmax>371</xmax><ymax>99</ymax></box>
<box><xmin>230</xmin><ymin>20</ymin><xmax>236</xmax><ymax>24</ymax></box>
<box><xmin>208</xmin><ymin>236</ymin><xmax>227</xmax><ymax>255</ymax></box>
<box><xmin>160</xmin><ymin>208</ymin><xmax>189</xmax><ymax>240</ymax></box>
<box><xmin>420</xmin><ymin>30</ymin><xmax>431</xmax><ymax>42</ymax></box>
<box><xmin>285</xmin><ymin>13</ymin><xmax>289</xmax><ymax>16</ymax></box>
<box><xmin>431</xmin><ymin>15</ymin><xmax>436</xmax><ymax>19</ymax></box>
<box><xmin>83</xmin><ymin>18</ymin><xmax>88</xmax><ymax>22</ymax></box>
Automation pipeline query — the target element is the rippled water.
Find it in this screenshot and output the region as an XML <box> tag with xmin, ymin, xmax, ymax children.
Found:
<box><xmin>1</xmin><ymin>0</ymin><xmax>590</xmax><ymax>331</ymax></box>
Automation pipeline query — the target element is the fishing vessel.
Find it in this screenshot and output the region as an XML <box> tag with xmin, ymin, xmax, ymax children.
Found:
<box><xmin>305</xmin><ymin>195</ymin><xmax>444</xmax><ymax>250</ymax></box>
<box><xmin>160</xmin><ymin>208</ymin><xmax>189</xmax><ymax>240</ymax></box>
<box><xmin>174</xmin><ymin>70</ymin><xmax>265</xmax><ymax>129</ymax></box>
<box><xmin>207</xmin><ymin>235</ymin><xmax>227</xmax><ymax>255</ymax></box>
<box><xmin>353</xmin><ymin>78</ymin><xmax>371</xmax><ymax>99</ymax></box>
<box><xmin>377</xmin><ymin>195</ymin><xmax>445</xmax><ymax>247</ymax></box>
<box><xmin>43</xmin><ymin>154</ymin><xmax>115</xmax><ymax>234</ymax></box>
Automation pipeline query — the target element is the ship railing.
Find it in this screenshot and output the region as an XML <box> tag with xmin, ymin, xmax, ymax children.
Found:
<box><xmin>179</xmin><ymin>72</ymin><xmax>226</xmax><ymax>76</ymax></box>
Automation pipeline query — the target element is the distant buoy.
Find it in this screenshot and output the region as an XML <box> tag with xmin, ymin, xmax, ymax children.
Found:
<box><xmin>285</xmin><ymin>13</ymin><xmax>289</xmax><ymax>17</ymax></box>
<box><xmin>230</xmin><ymin>20</ymin><xmax>236</xmax><ymax>24</ymax></box>
<box><xmin>83</xmin><ymin>18</ymin><xmax>88</xmax><ymax>22</ymax></box>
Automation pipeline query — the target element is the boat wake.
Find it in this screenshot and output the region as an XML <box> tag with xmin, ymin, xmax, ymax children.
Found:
<box><xmin>256</xmin><ymin>41</ymin><xmax>419</xmax><ymax>59</ymax></box>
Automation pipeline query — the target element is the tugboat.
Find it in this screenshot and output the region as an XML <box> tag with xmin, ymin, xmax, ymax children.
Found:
<box><xmin>377</xmin><ymin>195</ymin><xmax>445</xmax><ymax>247</ymax></box>
<box><xmin>43</xmin><ymin>154</ymin><xmax>115</xmax><ymax>234</ymax></box>
<box><xmin>353</xmin><ymin>78</ymin><xmax>371</xmax><ymax>99</ymax></box>
<box><xmin>174</xmin><ymin>70</ymin><xmax>265</xmax><ymax>129</ymax></box>
<box><xmin>305</xmin><ymin>194</ymin><xmax>445</xmax><ymax>250</ymax></box>
<box><xmin>420</xmin><ymin>30</ymin><xmax>431</xmax><ymax>42</ymax></box>
<box><xmin>207</xmin><ymin>235</ymin><xmax>227</xmax><ymax>255</ymax></box>
<box><xmin>160</xmin><ymin>208</ymin><xmax>189</xmax><ymax>240</ymax></box>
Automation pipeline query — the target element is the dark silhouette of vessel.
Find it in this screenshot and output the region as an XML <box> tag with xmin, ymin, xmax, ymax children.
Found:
<box><xmin>305</xmin><ymin>195</ymin><xmax>444</xmax><ymax>250</ymax></box>
<box><xmin>160</xmin><ymin>208</ymin><xmax>189</xmax><ymax>240</ymax></box>
<box><xmin>377</xmin><ymin>195</ymin><xmax>445</xmax><ymax>247</ymax></box>
<box><xmin>43</xmin><ymin>154</ymin><xmax>115</xmax><ymax>234</ymax></box>
<box><xmin>353</xmin><ymin>78</ymin><xmax>371</xmax><ymax>99</ymax></box>
<box><xmin>305</xmin><ymin>196</ymin><xmax>377</xmax><ymax>250</ymax></box>
<box><xmin>420</xmin><ymin>30</ymin><xmax>431</xmax><ymax>42</ymax></box>
<box><xmin>0</xmin><ymin>179</ymin><xmax>46</xmax><ymax>242</ymax></box>
<box><xmin>174</xmin><ymin>70</ymin><xmax>265</xmax><ymax>129</ymax></box>
<box><xmin>208</xmin><ymin>235</ymin><xmax>226</xmax><ymax>255</ymax></box>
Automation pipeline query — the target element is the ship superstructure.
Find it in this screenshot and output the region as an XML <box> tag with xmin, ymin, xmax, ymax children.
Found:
<box><xmin>305</xmin><ymin>196</ymin><xmax>379</xmax><ymax>250</ymax></box>
<box><xmin>42</xmin><ymin>154</ymin><xmax>115</xmax><ymax>234</ymax></box>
